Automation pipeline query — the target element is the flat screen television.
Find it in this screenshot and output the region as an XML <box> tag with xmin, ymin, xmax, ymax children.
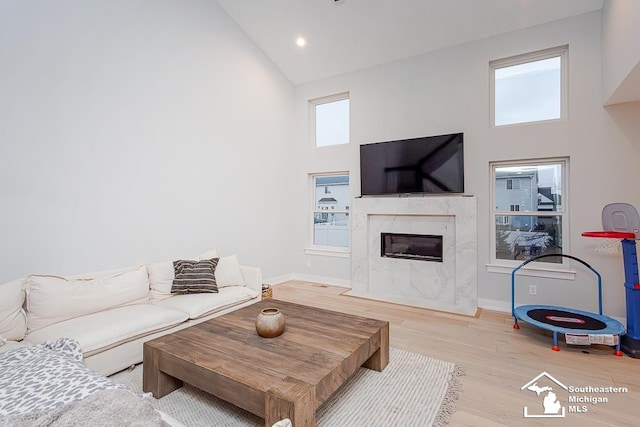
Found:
<box><xmin>360</xmin><ymin>132</ymin><xmax>464</xmax><ymax>196</ymax></box>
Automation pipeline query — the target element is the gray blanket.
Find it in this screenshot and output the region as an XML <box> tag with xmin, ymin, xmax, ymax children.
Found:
<box><xmin>0</xmin><ymin>389</ymin><xmax>167</xmax><ymax>427</ymax></box>
<box><xmin>0</xmin><ymin>339</ymin><xmax>128</xmax><ymax>416</ymax></box>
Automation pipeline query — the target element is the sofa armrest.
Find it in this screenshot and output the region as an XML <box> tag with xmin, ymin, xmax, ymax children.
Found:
<box><xmin>240</xmin><ymin>266</ymin><xmax>262</xmax><ymax>294</ymax></box>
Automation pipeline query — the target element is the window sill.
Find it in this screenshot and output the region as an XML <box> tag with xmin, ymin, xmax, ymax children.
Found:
<box><xmin>304</xmin><ymin>247</ymin><xmax>351</xmax><ymax>258</ymax></box>
<box><xmin>486</xmin><ymin>263</ymin><xmax>576</xmax><ymax>280</ymax></box>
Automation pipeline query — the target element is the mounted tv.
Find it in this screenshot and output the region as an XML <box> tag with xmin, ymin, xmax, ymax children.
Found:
<box><xmin>360</xmin><ymin>132</ymin><xmax>464</xmax><ymax>196</ymax></box>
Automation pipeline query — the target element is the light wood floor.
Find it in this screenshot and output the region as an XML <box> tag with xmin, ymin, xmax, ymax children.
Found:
<box><xmin>272</xmin><ymin>281</ymin><xmax>639</xmax><ymax>427</ymax></box>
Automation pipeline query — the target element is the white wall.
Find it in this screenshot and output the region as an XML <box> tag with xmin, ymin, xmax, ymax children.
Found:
<box><xmin>4</xmin><ymin>3</ymin><xmax>639</xmax><ymax>319</ymax></box>
<box><xmin>0</xmin><ymin>0</ymin><xmax>294</xmax><ymax>281</ymax></box>
<box><xmin>602</xmin><ymin>0</ymin><xmax>640</xmax><ymax>104</ymax></box>
<box><xmin>290</xmin><ymin>11</ymin><xmax>640</xmax><ymax>318</ymax></box>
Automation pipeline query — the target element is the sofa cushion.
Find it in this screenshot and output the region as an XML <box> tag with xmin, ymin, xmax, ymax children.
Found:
<box><xmin>171</xmin><ymin>258</ymin><xmax>219</xmax><ymax>294</ymax></box>
<box><xmin>215</xmin><ymin>255</ymin><xmax>246</xmax><ymax>288</ymax></box>
<box><xmin>24</xmin><ymin>304</ymin><xmax>188</xmax><ymax>356</ymax></box>
<box><xmin>154</xmin><ymin>286</ymin><xmax>259</xmax><ymax>320</ymax></box>
<box><xmin>148</xmin><ymin>249</ymin><xmax>219</xmax><ymax>302</ymax></box>
<box><xmin>26</xmin><ymin>265</ymin><xmax>150</xmax><ymax>333</ymax></box>
<box><xmin>0</xmin><ymin>279</ymin><xmax>27</xmax><ymax>341</ymax></box>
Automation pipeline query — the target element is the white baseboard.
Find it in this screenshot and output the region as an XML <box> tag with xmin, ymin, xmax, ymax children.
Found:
<box><xmin>267</xmin><ymin>279</ymin><xmax>519</xmax><ymax>312</ymax></box>
<box><xmin>264</xmin><ymin>273</ymin><xmax>295</xmax><ymax>286</ymax></box>
<box><xmin>263</xmin><ymin>278</ymin><xmax>628</xmax><ymax>325</ymax></box>
<box><xmin>291</xmin><ymin>273</ymin><xmax>351</xmax><ymax>288</ymax></box>
<box><xmin>478</xmin><ymin>298</ymin><xmax>511</xmax><ymax>313</ymax></box>
<box><xmin>264</xmin><ymin>273</ymin><xmax>351</xmax><ymax>289</ymax></box>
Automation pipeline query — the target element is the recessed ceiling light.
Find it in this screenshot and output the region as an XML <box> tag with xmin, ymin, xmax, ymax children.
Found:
<box><xmin>296</xmin><ymin>37</ymin><xmax>306</xmax><ymax>47</ymax></box>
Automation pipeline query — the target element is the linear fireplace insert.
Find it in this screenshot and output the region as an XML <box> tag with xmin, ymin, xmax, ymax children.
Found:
<box><xmin>381</xmin><ymin>232</ymin><xmax>443</xmax><ymax>262</ymax></box>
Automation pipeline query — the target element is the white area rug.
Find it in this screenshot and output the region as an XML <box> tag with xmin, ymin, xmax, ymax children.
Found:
<box><xmin>110</xmin><ymin>348</ymin><xmax>464</xmax><ymax>427</ymax></box>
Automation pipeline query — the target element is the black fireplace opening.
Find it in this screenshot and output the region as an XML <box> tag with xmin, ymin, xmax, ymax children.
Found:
<box><xmin>381</xmin><ymin>232</ymin><xmax>443</xmax><ymax>262</ymax></box>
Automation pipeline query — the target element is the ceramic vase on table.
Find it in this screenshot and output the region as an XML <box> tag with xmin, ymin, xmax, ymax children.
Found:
<box><xmin>255</xmin><ymin>308</ymin><xmax>285</xmax><ymax>338</ymax></box>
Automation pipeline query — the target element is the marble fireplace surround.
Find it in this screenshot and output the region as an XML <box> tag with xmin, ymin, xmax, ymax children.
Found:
<box><xmin>346</xmin><ymin>195</ymin><xmax>477</xmax><ymax>316</ymax></box>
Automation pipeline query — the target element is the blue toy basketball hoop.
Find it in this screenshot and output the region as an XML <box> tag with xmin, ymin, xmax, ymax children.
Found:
<box><xmin>512</xmin><ymin>253</ymin><xmax>626</xmax><ymax>356</ymax></box>
<box><xmin>582</xmin><ymin>202</ymin><xmax>640</xmax><ymax>358</ymax></box>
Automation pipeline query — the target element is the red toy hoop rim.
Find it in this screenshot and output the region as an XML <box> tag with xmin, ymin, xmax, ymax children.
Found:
<box><xmin>582</xmin><ymin>231</ymin><xmax>636</xmax><ymax>239</ymax></box>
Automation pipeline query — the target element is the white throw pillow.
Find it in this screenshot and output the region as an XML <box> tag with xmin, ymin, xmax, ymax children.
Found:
<box><xmin>195</xmin><ymin>249</ymin><xmax>218</xmax><ymax>261</ymax></box>
<box><xmin>0</xmin><ymin>278</ymin><xmax>27</xmax><ymax>341</ymax></box>
<box><xmin>26</xmin><ymin>265</ymin><xmax>149</xmax><ymax>333</ymax></box>
<box><xmin>147</xmin><ymin>261</ymin><xmax>175</xmax><ymax>302</ymax></box>
<box><xmin>215</xmin><ymin>255</ymin><xmax>246</xmax><ymax>288</ymax></box>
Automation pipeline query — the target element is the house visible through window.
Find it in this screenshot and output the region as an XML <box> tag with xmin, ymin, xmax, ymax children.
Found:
<box><xmin>491</xmin><ymin>159</ymin><xmax>568</xmax><ymax>265</ymax></box>
<box><xmin>312</xmin><ymin>173</ymin><xmax>350</xmax><ymax>249</ymax></box>
<box><xmin>491</xmin><ymin>45</ymin><xmax>567</xmax><ymax>127</ymax></box>
<box><xmin>311</xmin><ymin>93</ymin><xmax>349</xmax><ymax>147</ymax></box>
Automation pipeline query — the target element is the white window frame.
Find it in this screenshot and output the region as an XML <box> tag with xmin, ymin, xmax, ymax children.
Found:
<box><xmin>490</xmin><ymin>45</ymin><xmax>568</xmax><ymax>128</ymax></box>
<box><xmin>487</xmin><ymin>157</ymin><xmax>574</xmax><ymax>279</ymax></box>
<box><xmin>305</xmin><ymin>172</ymin><xmax>351</xmax><ymax>257</ymax></box>
<box><xmin>309</xmin><ymin>92</ymin><xmax>350</xmax><ymax>148</ymax></box>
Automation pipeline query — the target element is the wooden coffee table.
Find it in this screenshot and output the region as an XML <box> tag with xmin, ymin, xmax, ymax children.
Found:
<box><xmin>143</xmin><ymin>299</ymin><xmax>389</xmax><ymax>427</ymax></box>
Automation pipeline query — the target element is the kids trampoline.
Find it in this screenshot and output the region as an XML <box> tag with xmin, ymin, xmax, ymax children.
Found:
<box><xmin>511</xmin><ymin>253</ymin><xmax>626</xmax><ymax>355</ymax></box>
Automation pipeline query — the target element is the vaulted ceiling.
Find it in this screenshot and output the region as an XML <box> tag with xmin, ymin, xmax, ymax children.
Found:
<box><xmin>216</xmin><ymin>0</ymin><xmax>604</xmax><ymax>85</ymax></box>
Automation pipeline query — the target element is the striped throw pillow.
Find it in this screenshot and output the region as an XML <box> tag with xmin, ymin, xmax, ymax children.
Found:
<box><xmin>171</xmin><ymin>258</ymin><xmax>219</xmax><ymax>294</ymax></box>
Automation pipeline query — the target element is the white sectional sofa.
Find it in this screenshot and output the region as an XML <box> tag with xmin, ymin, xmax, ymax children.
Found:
<box><xmin>0</xmin><ymin>249</ymin><xmax>262</xmax><ymax>376</ymax></box>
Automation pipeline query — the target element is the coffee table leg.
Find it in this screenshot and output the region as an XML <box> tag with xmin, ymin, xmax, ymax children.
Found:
<box><xmin>363</xmin><ymin>322</ymin><xmax>389</xmax><ymax>371</ymax></box>
<box><xmin>143</xmin><ymin>344</ymin><xmax>183</xmax><ymax>398</ymax></box>
<box><xmin>265</xmin><ymin>383</ymin><xmax>316</xmax><ymax>427</ymax></box>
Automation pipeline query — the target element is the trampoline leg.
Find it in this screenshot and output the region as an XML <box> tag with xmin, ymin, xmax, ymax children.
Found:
<box><xmin>552</xmin><ymin>332</ymin><xmax>560</xmax><ymax>352</ymax></box>
<box><xmin>513</xmin><ymin>317</ymin><xmax>520</xmax><ymax>329</ymax></box>
<box><xmin>615</xmin><ymin>342</ymin><xmax>623</xmax><ymax>357</ymax></box>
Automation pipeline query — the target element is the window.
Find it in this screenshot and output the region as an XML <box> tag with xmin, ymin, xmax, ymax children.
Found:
<box><xmin>310</xmin><ymin>93</ymin><xmax>349</xmax><ymax>147</ymax></box>
<box><xmin>310</xmin><ymin>173</ymin><xmax>350</xmax><ymax>250</ymax></box>
<box><xmin>506</xmin><ymin>179</ymin><xmax>520</xmax><ymax>190</ymax></box>
<box><xmin>490</xmin><ymin>158</ymin><xmax>568</xmax><ymax>269</ymax></box>
<box><xmin>490</xmin><ymin>45</ymin><xmax>567</xmax><ymax>127</ymax></box>
<box><xmin>496</xmin><ymin>216</ymin><xmax>509</xmax><ymax>226</ymax></box>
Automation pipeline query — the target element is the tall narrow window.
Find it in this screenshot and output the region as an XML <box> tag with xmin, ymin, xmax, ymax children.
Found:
<box><xmin>311</xmin><ymin>93</ymin><xmax>349</xmax><ymax>147</ymax></box>
<box><xmin>490</xmin><ymin>46</ymin><xmax>567</xmax><ymax>127</ymax></box>
<box><xmin>491</xmin><ymin>158</ymin><xmax>568</xmax><ymax>267</ymax></box>
<box><xmin>311</xmin><ymin>173</ymin><xmax>350</xmax><ymax>249</ymax></box>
